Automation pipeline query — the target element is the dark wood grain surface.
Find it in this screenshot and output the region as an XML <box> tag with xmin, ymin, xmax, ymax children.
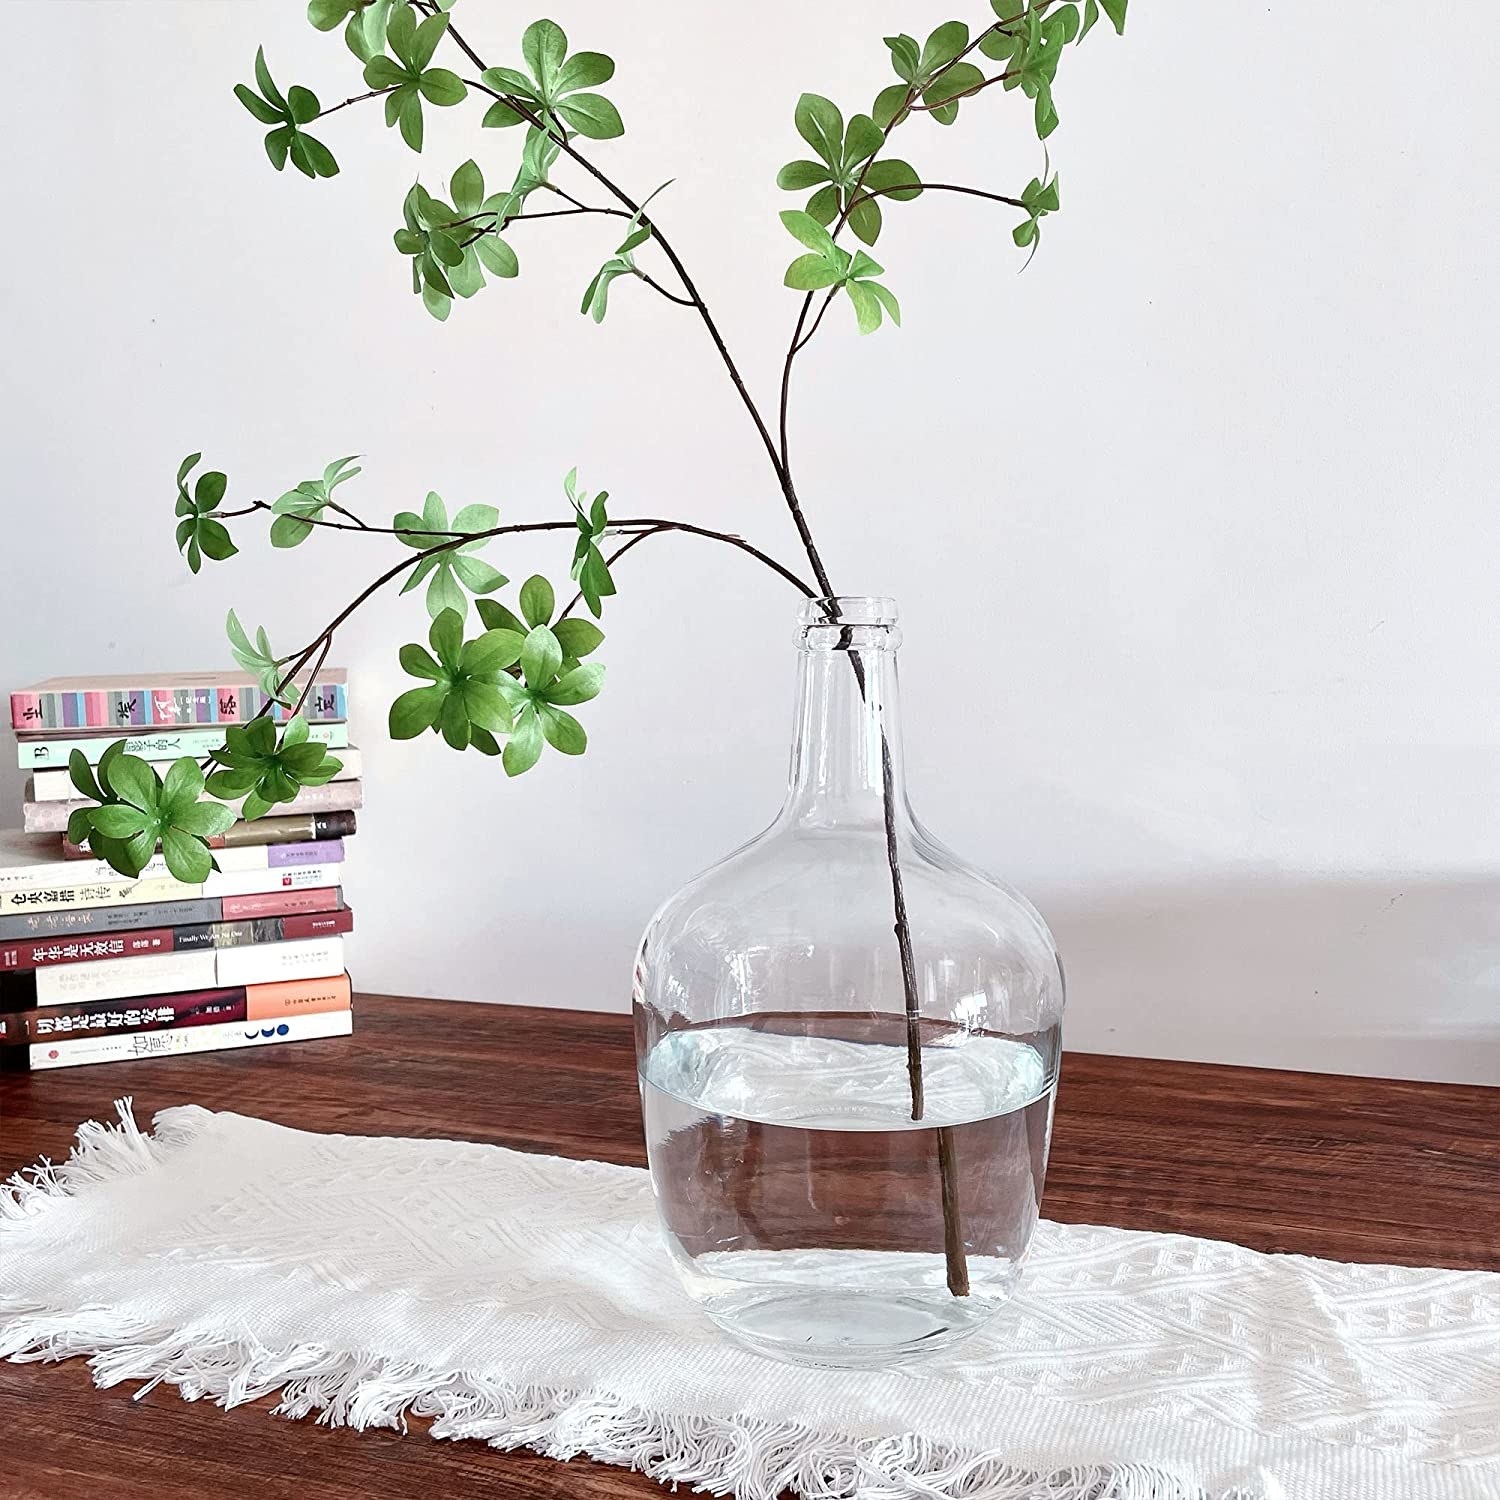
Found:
<box><xmin>1</xmin><ymin>993</ymin><xmax>1495</xmax><ymax>1499</ymax></box>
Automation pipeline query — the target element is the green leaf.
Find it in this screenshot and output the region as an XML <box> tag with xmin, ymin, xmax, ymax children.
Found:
<box><xmin>842</xmin><ymin>113</ymin><xmax>883</xmax><ymax>168</ymax></box>
<box><xmin>784</xmin><ymin>254</ymin><xmax>843</xmax><ymax>292</ymax></box>
<box><xmin>1013</xmin><ymin>216</ymin><xmax>1038</xmax><ymax>247</ymax></box>
<box><xmin>254</xmin><ymin>47</ymin><xmax>287</xmax><ymax>112</ymax></box>
<box><xmin>270</xmin><ymin>514</ymin><xmax>315</xmax><ymax>548</ymax></box>
<box><xmin>474</xmin><ymin>234</ymin><xmax>520</xmax><ymax>277</ymax></box>
<box><xmin>409</xmin><ymin>11</ymin><xmax>449</xmax><ymax>71</ymax></box>
<box><xmin>462</xmin><ymin>628</ymin><xmax>526</xmax><ymax>675</ymax></box>
<box><xmin>90</xmin><ymin>804</ymin><xmax>151</xmax><ymax>840</ymax></box>
<box><xmin>885</xmin><ymin>34</ymin><xmax>921</xmax><ymax>82</ymax></box>
<box><xmin>861</xmin><ymin>159</ymin><xmax>923</xmax><ymax>202</ymax></box>
<box><xmin>520</xmin><ymin>624</ymin><xmax>563</xmax><ymax>688</ymax></box>
<box><xmin>426</xmin><ymin>559</ymin><xmax>467</xmax><ymax>619</ymax></box>
<box><xmin>429</xmin><ymin>607</ymin><xmax>465</xmax><ymax>670</ymax></box>
<box><xmin>68</xmin><ymin>750</ymin><xmax>102</xmax><ymax>803</ymax></box>
<box><xmin>1081</xmin><ymin>0</ymin><xmax>1101</xmax><ymax>38</ymax></box>
<box><xmin>558</xmin><ymin>50</ymin><xmax>614</xmax><ymax>91</ymax></box>
<box><xmin>307</xmin><ymin>0</ymin><xmax>355</xmax><ymax>32</ymax></box>
<box><xmin>519</xmin><ymin>575</ymin><xmax>555</xmax><ymax>628</ymax></box>
<box><xmin>924</xmin><ymin>61</ymin><xmax>985</xmax><ymax>107</ymax></box>
<box><xmin>400</xmin><ymin>643</ymin><xmax>443</xmax><ymax>680</ymax></box>
<box><xmin>450</xmin><ymin>158</ymin><xmax>484</xmax><ymax>215</ymax></box>
<box><xmin>777</xmin><ymin>160</ymin><xmax>832</xmax><ymax>191</ymax></box>
<box><xmin>502</xmin><ymin>706</ymin><xmax>543</xmax><ymax>776</ymax></box>
<box><xmin>521</xmin><ymin>18</ymin><xmax>568</xmax><ymax>92</ymax></box>
<box><xmin>384</xmin><ymin>0</ymin><xmax>417</xmax><ymax>65</ymax></box>
<box><xmin>419</xmin><ymin>69</ymin><xmax>466</xmax><ymax>107</ymax></box>
<box><xmin>364</xmin><ymin>54</ymin><xmax>407</xmax><ymax>88</ymax></box>
<box><xmin>845</xmin><ymin>279</ymin><xmax>884</xmax><ymax>335</ymax></box>
<box><xmin>398</xmin><ymin>88</ymin><xmax>424</xmax><ymax>150</ymax></box>
<box><xmin>105</xmin><ymin>755</ymin><xmax>159</xmax><ymax>813</ymax></box>
<box><xmin>476</xmin><ymin>599</ymin><xmax>528</xmax><ymax>635</ymax></box>
<box><xmin>241</xmin><ymin>789</ymin><xmax>274</xmax><ymax>821</ymax></box>
<box><xmin>869</xmin><ymin>282</ymin><xmax>902</xmax><ymax>327</ymax></box>
<box><xmin>794</xmin><ymin>94</ymin><xmax>844</xmax><ymax>169</ymax></box>
<box><xmin>461</xmin><ymin>679</ymin><xmax>513</xmax><ymax>733</ymax></box>
<box><xmin>872</xmin><ymin>83</ymin><xmax>911</xmax><ymax>131</ymax></box>
<box><xmin>161</xmin><ymin>757</ymin><xmax>206</xmax><ymax>813</ymax></box>
<box><xmin>172</xmin><ymin>800</ymin><xmax>237</xmax><ymax>839</ymax></box>
<box><xmin>806</xmin><ymin>183</ymin><xmax>841</xmax><ymax>225</ymax></box>
<box><xmin>483</xmin><ymin>98</ymin><xmax>529</xmax><ymax>128</ymax></box>
<box><xmin>161</xmin><ymin>826</ymin><xmax>212</xmax><ymax>885</ymax></box>
<box><xmin>235</xmin><ymin>84</ymin><xmax>284</xmax><ymax>126</ymax></box>
<box><xmin>552</xmin><ymin>618</ymin><xmax>604</xmax><ymax>658</ymax></box>
<box><xmin>919</xmin><ymin>21</ymin><xmax>970</xmax><ymax>73</ymax></box>
<box><xmin>780</xmin><ymin>209</ymin><xmax>838</xmax><ymax>259</ymax></box>
<box><xmin>207</xmin><ymin>768</ymin><xmax>258</xmax><ymax>799</ymax></box>
<box><xmin>440</xmin><ymin>690</ymin><xmax>471</xmax><ymax>750</ymax></box>
<box><xmin>287</xmin><ymin>84</ymin><xmax>320</xmax><ymax>124</ymax></box>
<box><xmin>389</xmin><ymin>685</ymin><xmax>446</xmax><ymax>738</ymax></box>
<box><xmin>66</xmin><ymin>808</ymin><xmax>93</xmax><ymax>846</ymax></box>
<box><xmin>538</xmin><ymin>703</ymin><xmax>586</xmax><ymax>755</ymax></box>
<box><xmin>848</xmin><ymin>196</ymin><xmax>882</xmax><ymax>247</ymax></box>
<box><xmin>452</xmin><ymin>555</ymin><xmax>507</xmax><ymax>594</ymax></box>
<box><xmin>1099</xmin><ymin>0</ymin><xmax>1128</xmax><ymax>34</ymax></box>
<box><xmin>556</xmin><ymin>93</ymin><xmax>623</xmax><ymax>140</ymax></box>
<box><xmin>543</xmin><ymin>663</ymin><xmax>604</xmax><ymax>706</ymax></box>
<box><xmin>422</xmin><ymin>281</ymin><xmax>452</xmax><ymax>321</ymax></box>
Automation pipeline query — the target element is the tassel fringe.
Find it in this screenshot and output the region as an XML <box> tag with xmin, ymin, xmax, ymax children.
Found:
<box><xmin>1</xmin><ymin>1101</ymin><xmax>1244</xmax><ymax>1500</ymax></box>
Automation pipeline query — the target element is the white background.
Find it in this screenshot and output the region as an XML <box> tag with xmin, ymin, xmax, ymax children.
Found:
<box><xmin>3</xmin><ymin>1</ymin><xmax>1496</xmax><ymax>1083</ymax></box>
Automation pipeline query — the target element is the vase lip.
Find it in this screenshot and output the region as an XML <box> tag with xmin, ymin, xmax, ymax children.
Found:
<box><xmin>798</xmin><ymin>595</ymin><xmax>899</xmax><ymax>629</ymax></box>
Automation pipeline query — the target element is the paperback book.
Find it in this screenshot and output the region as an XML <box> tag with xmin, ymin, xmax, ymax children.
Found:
<box><xmin>25</xmin><ymin>780</ymin><xmax>362</xmax><ymax>833</ymax></box>
<box><xmin>15</xmin><ymin>723</ymin><xmax>349</xmax><ymax>770</ymax></box>
<box><xmin>0</xmin><ymin>862</ymin><xmax>343</xmax><ymax>917</ymax></box>
<box><xmin>9</xmin><ymin>670</ymin><xmax>348</xmax><ymax>732</ymax></box>
<box><xmin>59</xmin><ymin>811</ymin><xmax>355</xmax><ymax>858</ymax></box>
<box><xmin>0</xmin><ymin>972</ymin><xmax>353</xmax><ymax>1047</ymax></box>
<box><xmin>0</xmin><ymin>887</ymin><xmax>344</xmax><ymax>942</ymax></box>
<box><xmin>12</xmin><ymin>1005</ymin><xmax>355</xmax><ymax>1071</ymax></box>
<box><xmin>1</xmin><ymin>906</ymin><xmax>353</xmax><ymax>973</ymax></box>
<box><xmin>32</xmin><ymin>750</ymin><xmax>362</xmax><ymax>801</ymax></box>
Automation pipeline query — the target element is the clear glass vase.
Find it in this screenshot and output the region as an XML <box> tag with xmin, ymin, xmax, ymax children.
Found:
<box><xmin>633</xmin><ymin>597</ymin><xmax>1065</xmax><ymax>1367</ymax></box>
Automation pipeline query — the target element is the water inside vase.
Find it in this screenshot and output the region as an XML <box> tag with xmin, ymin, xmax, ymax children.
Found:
<box><xmin>639</xmin><ymin>1013</ymin><xmax>1058</xmax><ymax>1365</ymax></box>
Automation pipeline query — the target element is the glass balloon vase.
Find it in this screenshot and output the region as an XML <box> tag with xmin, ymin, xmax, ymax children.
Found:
<box><xmin>633</xmin><ymin>597</ymin><xmax>1065</xmax><ymax>1367</ymax></box>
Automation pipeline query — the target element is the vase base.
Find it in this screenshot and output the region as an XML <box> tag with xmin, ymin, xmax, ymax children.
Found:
<box><xmin>706</xmin><ymin>1287</ymin><xmax>990</xmax><ymax>1368</ymax></box>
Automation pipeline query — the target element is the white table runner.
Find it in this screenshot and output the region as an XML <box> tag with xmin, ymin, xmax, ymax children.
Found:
<box><xmin>2</xmin><ymin>1101</ymin><xmax>1496</xmax><ymax>1500</ymax></box>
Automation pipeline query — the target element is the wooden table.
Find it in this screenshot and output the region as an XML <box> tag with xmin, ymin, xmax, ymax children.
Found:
<box><xmin>2</xmin><ymin>994</ymin><xmax>1495</xmax><ymax>1499</ymax></box>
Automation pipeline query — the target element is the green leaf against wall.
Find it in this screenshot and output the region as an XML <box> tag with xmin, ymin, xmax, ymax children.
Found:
<box><xmin>393</xmin><ymin>491</ymin><xmax>506</xmax><ymax>621</ymax></box>
<box><xmin>235</xmin><ymin>47</ymin><xmax>340</xmax><ymax>177</ymax></box>
<box><xmin>173</xmin><ymin>454</ymin><xmax>238</xmax><ymax>574</ymax></box>
<box><xmin>778</xmin><ymin>212</ymin><xmax>900</xmax><ymax>334</ymax></box>
<box><xmin>361</xmin><ymin>6</ymin><xmax>466</xmax><ymax>152</ymax></box>
<box><xmin>480</xmin><ymin>18</ymin><xmax>624</xmax><ymax>139</ymax></box>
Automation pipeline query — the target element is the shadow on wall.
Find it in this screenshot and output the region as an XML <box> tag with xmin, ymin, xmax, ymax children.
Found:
<box><xmin>1049</xmin><ymin>873</ymin><xmax>1500</xmax><ymax>1086</ymax></box>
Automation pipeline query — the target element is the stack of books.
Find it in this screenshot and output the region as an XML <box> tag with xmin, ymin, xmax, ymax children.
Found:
<box><xmin>1</xmin><ymin>670</ymin><xmax>359</xmax><ymax>1071</ymax></box>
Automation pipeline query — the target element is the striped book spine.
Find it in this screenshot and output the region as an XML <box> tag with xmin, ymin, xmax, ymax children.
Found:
<box><xmin>9</xmin><ymin>679</ymin><xmax>347</xmax><ymax>732</ymax></box>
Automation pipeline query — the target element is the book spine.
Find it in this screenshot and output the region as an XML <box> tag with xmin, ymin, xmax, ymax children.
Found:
<box><xmin>33</xmin><ymin>750</ymin><xmax>363</xmax><ymax>802</ymax></box>
<box><xmin>9</xmin><ymin>679</ymin><xmax>348</xmax><ymax>732</ymax></box>
<box><xmin>218</xmin><ymin>885</ymin><xmax>340</xmax><ymax>919</ymax></box>
<box><xmin>24</xmin><ymin>781</ymin><xmax>363</xmax><ymax>834</ymax></box>
<box><xmin>15</xmin><ymin>723</ymin><xmax>349</xmax><ymax>768</ymax></box>
<box><xmin>0</xmin><ymin>905</ymin><xmax>353</xmax><ymax>972</ymax></box>
<box><xmin>0</xmin><ymin>888</ymin><xmax>342</xmax><ymax>941</ymax></box>
<box><xmin>0</xmin><ymin>834</ymin><xmax>283</xmax><ymax>888</ymax></box>
<box><xmin>245</xmin><ymin>970</ymin><xmax>352</xmax><ymax>1021</ymax></box>
<box><xmin>0</xmin><ymin>987</ymin><xmax>248</xmax><ymax>1046</ymax></box>
<box><xmin>59</xmin><ymin>831</ymin><xmax>348</xmax><ymax>863</ymax></box>
<box><xmin>16</xmin><ymin>1007</ymin><xmax>354</xmax><ymax>1071</ymax></box>
<box><xmin>18</xmin><ymin>935</ymin><xmax>345</xmax><ymax>1007</ymax></box>
<box><xmin>0</xmin><ymin>865</ymin><xmax>340</xmax><ymax>917</ymax></box>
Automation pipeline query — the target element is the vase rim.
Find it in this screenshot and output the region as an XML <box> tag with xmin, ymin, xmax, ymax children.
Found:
<box><xmin>798</xmin><ymin>596</ymin><xmax>899</xmax><ymax>629</ymax></box>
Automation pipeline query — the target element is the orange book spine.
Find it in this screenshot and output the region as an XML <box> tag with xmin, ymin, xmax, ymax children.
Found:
<box><xmin>245</xmin><ymin>971</ymin><xmax>352</xmax><ymax>1022</ymax></box>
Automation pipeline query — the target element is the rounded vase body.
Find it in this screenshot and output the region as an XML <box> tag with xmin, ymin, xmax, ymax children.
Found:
<box><xmin>633</xmin><ymin>598</ymin><xmax>1065</xmax><ymax>1367</ymax></box>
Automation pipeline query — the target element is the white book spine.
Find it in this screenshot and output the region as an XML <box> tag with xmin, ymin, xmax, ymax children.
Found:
<box><xmin>24</xmin><ymin>782</ymin><xmax>363</xmax><ymax>834</ymax></box>
<box><xmin>26</xmin><ymin>1008</ymin><xmax>354</xmax><ymax>1070</ymax></box>
<box><xmin>214</xmin><ymin>936</ymin><xmax>344</xmax><ymax>988</ymax></box>
<box><xmin>29</xmin><ymin>749</ymin><xmax>363</xmax><ymax>800</ymax></box>
<box><xmin>0</xmin><ymin>840</ymin><xmax>275</xmax><ymax>892</ymax></box>
<box><xmin>206</xmin><ymin>864</ymin><xmax>343</xmax><ymax>897</ymax></box>
<box><xmin>30</xmin><ymin>937</ymin><xmax>347</xmax><ymax>1005</ymax></box>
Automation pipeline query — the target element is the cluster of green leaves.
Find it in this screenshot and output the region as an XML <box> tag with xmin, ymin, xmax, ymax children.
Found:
<box><xmin>174</xmin><ymin>454</ymin><xmax>237</xmax><ymax>573</ymax></box>
<box><xmin>479</xmin><ymin>19</ymin><xmax>623</xmax><ymax>140</ymax></box>
<box><xmin>394</xmin><ymin>491</ymin><xmax>507</xmax><ymax>619</ymax></box>
<box><xmin>390</xmin><ymin>589</ymin><xmax>605</xmax><ymax>774</ymax></box>
<box><xmin>363</xmin><ymin>4</ymin><xmax>466</xmax><ymax>152</ymax></box>
<box><xmin>776</xmin><ymin>95</ymin><xmax>919</xmax><ymax>247</ymax></box>
<box><xmin>979</xmin><ymin>0</ymin><xmax>1127</xmax><ymax>140</ymax></box>
<box><xmin>226</xmin><ymin>610</ymin><xmax>296</xmax><ymax>706</ymax></box>
<box><xmin>66</xmin><ymin>745</ymin><xmax>236</xmax><ymax>884</ymax></box>
<box><xmin>580</xmin><ymin>216</ymin><xmax>650</xmax><ymax>322</ymax></box>
<box><xmin>206</xmin><ymin>715</ymin><xmax>345</xmax><ymax>820</ymax></box>
<box><xmin>876</xmin><ymin>22</ymin><xmax>985</xmax><ymax>130</ymax></box>
<box><xmin>562</xmin><ymin>469</ymin><xmax>616</xmax><ymax>616</ymax></box>
<box><xmin>269</xmin><ymin>455</ymin><xmax>361</xmax><ymax>547</ymax></box>
<box><xmin>235</xmin><ymin>48</ymin><xmax>339</xmax><ymax>178</ymax></box>
<box><xmin>781</xmin><ymin>211</ymin><xmax>901</xmax><ymax>334</ymax></box>
<box><xmin>1013</xmin><ymin>167</ymin><xmax>1060</xmax><ymax>263</ymax></box>
<box><xmin>395</xmin><ymin>165</ymin><xmax>520</xmax><ymax>321</ymax></box>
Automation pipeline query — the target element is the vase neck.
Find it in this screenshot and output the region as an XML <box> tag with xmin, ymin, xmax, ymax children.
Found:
<box><xmin>781</xmin><ymin>597</ymin><xmax>908</xmax><ymax>826</ymax></box>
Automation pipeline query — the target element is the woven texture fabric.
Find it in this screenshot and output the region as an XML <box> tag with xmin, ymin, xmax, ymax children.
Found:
<box><xmin>2</xmin><ymin>1102</ymin><xmax>1496</xmax><ymax>1500</ymax></box>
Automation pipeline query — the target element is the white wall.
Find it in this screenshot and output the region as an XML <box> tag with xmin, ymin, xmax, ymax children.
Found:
<box><xmin>3</xmin><ymin>1</ymin><xmax>1496</xmax><ymax>1083</ymax></box>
